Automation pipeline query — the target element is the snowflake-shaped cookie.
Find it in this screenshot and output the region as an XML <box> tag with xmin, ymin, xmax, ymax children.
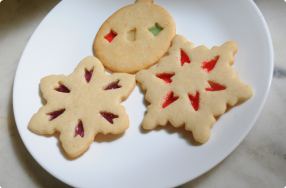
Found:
<box><xmin>29</xmin><ymin>56</ymin><xmax>135</xmax><ymax>158</ymax></box>
<box><xmin>136</xmin><ymin>35</ymin><xmax>253</xmax><ymax>143</ymax></box>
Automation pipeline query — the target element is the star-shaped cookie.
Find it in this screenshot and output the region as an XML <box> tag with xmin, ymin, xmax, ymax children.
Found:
<box><xmin>29</xmin><ymin>56</ymin><xmax>135</xmax><ymax>158</ymax></box>
<box><xmin>136</xmin><ymin>35</ymin><xmax>253</xmax><ymax>143</ymax></box>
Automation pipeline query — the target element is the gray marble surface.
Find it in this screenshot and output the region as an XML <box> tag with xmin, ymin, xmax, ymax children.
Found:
<box><xmin>0</xmin><ymin>0</ymin><xmax>285</xmax><ymax>187</ymax></box>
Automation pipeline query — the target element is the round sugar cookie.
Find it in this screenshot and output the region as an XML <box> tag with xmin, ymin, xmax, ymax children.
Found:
<box><xmin>93</xmin><ymin>0</ymin><xmax>176</xmax><ymax>73</ymax></box>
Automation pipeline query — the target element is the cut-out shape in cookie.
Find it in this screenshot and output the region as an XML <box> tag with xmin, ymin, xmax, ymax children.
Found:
<box><xmin>180</xmin><ymin>49</ymin><xmax>191</xmax><ymax>66</ymax></box>
<box><xmin>74</xmin><ymin>120</ymin><xmax>84</xmax><ymax>138</ymax></box>
<box><xmin>100</xmin><ymin>111</ymin><xmax>119</xmax><ymax>124</ymax></box>
<box><xmin>127</xmin><ymin>28</ymin><xmax>137</xmax><ymax>41</ymax></box>
<box><xmin>202</xmin><ymin>56</ymin><xmax>219</xmax><ymax>72</ymax></box>
<box><xmin>104</xmin><ymin>30</ymin><xmax>117</xmax><ymax>43</ymax></box>
<box><xmin>188</xmin><ymin>91</ymin><xmax>200</xmax><ymax>111</ymax></box>
<box><xmin>206</xmin><ymin>81</ymin><xmax>226</xmax><ymax>91</ymax></box>
<box><xmin>156</xmin><ymin>73</ymin><xmax>175</xmax><ymax>84</ymax></box>
<box><xmin>28</xmin><ymin>56</ymin><xmax>136</xmax><ymax>158</ymax></box>
<box><xmin>136</xmin><ymin>35</ymin><xmax>252</xmax><ymax>144</ymax></box>
<box><xmin>149</xmin><ymin>23</ymin><xmax>163</xmax><ymax>36</ymax></box>
<box><xmin>85</xmin><ymin>67</ymin><xmax>94</xmax><ymax>83</ymax></box>
<box><xmin>162</xmin><ymin>91</ymin><xmax>179</xmax><ymax>108</ymax></box>
<box><xmin>104</xmin><ymin>80</ymin><xmax>121</xmax><ymax>90</ymax></box>
<box><xmin>47</xmin><ymin>109</ymin><xmax>65</xmax><ymax>121</ymax></box>
<box><xmin>55</xmin><ymin>83</ymin><xmax>70</xmax><ymax>93</ymax></box>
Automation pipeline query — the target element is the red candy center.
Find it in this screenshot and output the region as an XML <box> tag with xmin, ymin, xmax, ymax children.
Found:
<box><xmin>100</xmin><ymin>111</ymin><xmax>119</xmax><ymax>124</ymax></box>
<box><xmin>156</xmin><ymin>73</ymin><xmax>175</xmax><ymax>84</ymax></box>
<box><xmin>180</xmin><ymin>49</ymin><xmax>191</xmax><ymax>66</ymax></box>
<box><xmin>74</xmin><ymin>120</ymin><xmax>84</xmax><ymax>137</ymax></box>
<box><xmin>85</xmin><ymin>67</ymin><xmax>94</xmax><ymax>83</ymax></box>
<box><xmin>162</xmin><ymin>91</ymin><xmax>179</xmax><ymax>108</ymax></box>
<box><xmin>55</xmin><ymin>83</ymin><xmax>70</xmax><ymax>93</ymax></box>
<box><xmin>206</xmin><ymin>81</ymin><xmax>226</xmax><ymax>91</ymax></box>
<box><xmin>188</xmin><ymin>91</ymin><xmax>200</xmax><ymax>111</ymax></box>
<box><xmin>104</xmin><ymin>80</ymin><xmax>121</xmax><ymax>90</ymax></box>
<box><xmin>47</xmin><ymin>109</ymin><xmax>65</xmax><ymax>121</ymax></box>
<box><xmin>104</xmin><ymin>30</ymin><xmax>117</xmax><ymax>43</ymax></box>
<box><xmin>202</xmin><ymin>56</ymin><xmax>220</xmax><ymax>72</ymax></box>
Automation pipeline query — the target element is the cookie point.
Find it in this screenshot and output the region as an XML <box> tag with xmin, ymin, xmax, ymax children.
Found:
<box><xmin>82</xmin><ymin>56</ymin><xmax>96</xmax><ymax>62</ymax></box>
<box><xmin>135</xmin><ymin>0</ymin><xmax>153</xmax><ymax>3</ymax></box>
<box><xmin>223</xmin><ymin>41</ymin><xmax>238</xmax><ymax>54</ymax></box>
<box><xmin>173</xmin><ymin>35</ymin><xmax>188</xmax><ymax>45</ymax></box>
<box><xmin>193</xmin><ymin>130</ymin><xmax>210</xmax><ymax>144</ymax></box>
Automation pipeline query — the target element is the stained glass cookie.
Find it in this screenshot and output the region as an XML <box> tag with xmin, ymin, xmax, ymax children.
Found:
<box><xmin>93</xmin><ymin>0</ymin><xmax>176</xmax><ymax>73</ymax></box>
<box><xmin>29</xmin><ymin>56</ymin><xmax>135</xmax><ymax>158</ymax></box>
<box><xmin>136</xmin><ymin>35</ymin><xmax>253</xmax><ymax>143</ymax></box>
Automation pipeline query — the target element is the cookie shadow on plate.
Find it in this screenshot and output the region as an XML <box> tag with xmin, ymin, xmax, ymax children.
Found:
<box><xmin>38</xmin><ymin>87</ymin><xmax>47</xmax><ymax>105</ymax></box>
<box><xmin>54</xmin><ymin>132</ymin><xmax>125</xmax><ymax>160</ymax></box>
<box><xmin>140</xmin><ymin>123</ymin><xmax>201</xmax><ymax>146</ymax></box>
<box><xmin>9</xmin><ymin>90</ymin><xmax>70</xmax><ymax>186</ymax></box>
<box><xmin>138</xmin><ymin>79</ymin><xmax>251</xmax><ymax>147</ymax></box>
<box><xmin>214</xmin><ymin>101</ymin><xmax>247</xmax><ymax>122</ymax></box>
<box><xmin>94</xmin><ymin>132</ymin><xmax>125</xmax><ymax>143</ymax></box>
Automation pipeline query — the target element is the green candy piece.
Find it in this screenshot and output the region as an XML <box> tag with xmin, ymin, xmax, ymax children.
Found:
<box><xmin>149</xmin><ymin>23</ymin><xmax>163</xmax><ymax>36</ymax></box>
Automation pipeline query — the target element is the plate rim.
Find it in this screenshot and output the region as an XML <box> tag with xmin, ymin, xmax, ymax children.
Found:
<box><xmin>12</xmin><ymin>0</ymin><xmax>274</xmax><ymax>187</ymax></box>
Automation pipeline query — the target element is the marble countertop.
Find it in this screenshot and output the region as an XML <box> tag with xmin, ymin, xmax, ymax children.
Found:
<box><xmin>0</xmin><ymin>0</ymin><xmax>285</xmax><ymax>187</ymax></box>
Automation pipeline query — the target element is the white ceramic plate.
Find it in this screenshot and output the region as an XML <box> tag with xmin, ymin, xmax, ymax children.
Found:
<box><xmin>13</xmin><ymin>0</ymin><xmax>273</xmax><ymax>187</ymax></box>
